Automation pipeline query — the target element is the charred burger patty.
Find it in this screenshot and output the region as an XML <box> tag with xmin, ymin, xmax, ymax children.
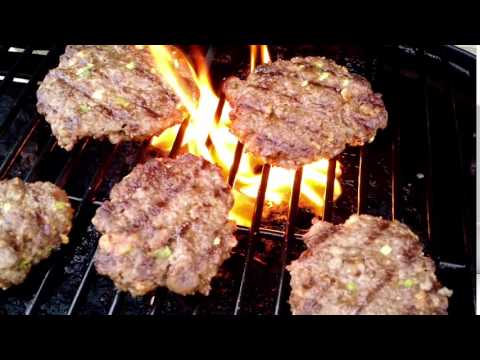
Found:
<box><xmin>224</xmin><ymin>56</ymin><xmax>388</xmax><ymax>168</ymax></box>
<box><xmin>0</xmin><ymin>178</ymin><xmax>73</xmax><ymax>289</ymax></box>
<box><xmin>92</xmin><ymin>154</ymin><xmax>237</xmax><ymax>297</ymax></box>
<box><xmin>287</xmin><ymin>214</ymin><xmax>452</xmax><ymax>315</ymax></box>
<box><xmin>37</xmin><ymin>45</ymin><xmax>197</xmax><ymax>151</ymax></box>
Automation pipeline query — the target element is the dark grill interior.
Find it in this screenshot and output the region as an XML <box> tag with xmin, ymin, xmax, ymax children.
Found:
<box><xmin>0</xmin><ymin>44</ymin><xmax>476</xmax><ymax>315</ymax></box>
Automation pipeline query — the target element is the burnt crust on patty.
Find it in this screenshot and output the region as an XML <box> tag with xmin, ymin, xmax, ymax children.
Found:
<box><xmin>0</xmin><ymin>178</ymin><xmax>73</xmax><ymax>289</ymax></box>
<box><xmin>223</xmin><ymin>56</ymin><xmax>388</xmax><ymax>168</ymax></box>
<box><xmin>37</xmin><ymin>45</ymin><xmax>198</xmax><ymax>151</ymax></box>
<box><xmin>287</xmin><ymin>215</ymin><xmax>452</xmax><ymax>315</ymax></box>
<box><xmin>92</xmin><ymin>154</ymin><xmax>237</xmax><ymax>297</ymax></box>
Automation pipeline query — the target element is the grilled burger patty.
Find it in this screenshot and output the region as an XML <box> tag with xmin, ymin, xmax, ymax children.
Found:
<box><xmin>287</xmin><ymin>215</ymin><xmax>452</xmax><ymax>315</ymax></box>
<box><xmin>224</xmin><ymin>57</ymin><xmax>388</xmax><ymax>168</ymax></box>
<box><xmin>92</xmin><ymin>154</ymin><xmax>237</xmax><ymax>296</ymax></box>
<box><xmin>37</xmin><ymin>45</ymin><xmax>197</xmax><ymax>151</ymax></box>
<box><xmin>0</xmin><ymin>178</ymin><xmax>73</xmax><ymax>289</ymax></box>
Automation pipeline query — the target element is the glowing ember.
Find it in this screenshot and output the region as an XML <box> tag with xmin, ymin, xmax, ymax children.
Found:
<box><xmin>150</xmin><ymin>45</ymin><xmax>342</xmax><ymax>227</ymax></box>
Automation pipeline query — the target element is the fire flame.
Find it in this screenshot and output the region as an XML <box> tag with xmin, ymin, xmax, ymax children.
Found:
<box><xmin>150</xmin><ymin>45</ymin><xmax>342</xmax><ymax>227</ymax></box>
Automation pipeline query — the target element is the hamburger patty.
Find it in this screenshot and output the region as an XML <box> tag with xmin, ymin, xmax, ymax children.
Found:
<box><xmin>287</xmin><ymin>215</ymin><xmax>452</xmax><ymax>315</ymax></box>
<box><xmin>37</xmin><ymin>45</ymin><xmax>198</xmax><ymax>151</ymax></box>
<box><xmin>0</xmin><ymin>178</ymin><xmax>73</xmax><ymax>289</ymax></box>
<box><xmin>223</xmin><ymin>56</ymin><xmax>388</xmax><ymax>168</ymax></box>
<box><xmin>92</xmin><ymin>154</ymin><xmax>237</xmax><ymax>296</ymax></box>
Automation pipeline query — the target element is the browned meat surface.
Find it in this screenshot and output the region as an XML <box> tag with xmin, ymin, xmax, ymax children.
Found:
<box><xmin>224</xmin><ymin>56</ymin><xmax>388</xmax><ymax>168</ymax></box>
<box><xmin>287</xmin><ymin>215</ymin><xmax>452</xmax><ymax>315</ymax></box>
<box><xmin>93</xmin><ymin>154</ymin><xmax>237</xmax><ymax>296</ymax></box>
<box><xmin>0</xmin><ymin>178</ymin><xmax>73</xmax><ymax>289</ymax></box>
<box><xmin>37</xmin><ymin>45</ymin><xmax>198</xmax><ymax>150</ymax></box>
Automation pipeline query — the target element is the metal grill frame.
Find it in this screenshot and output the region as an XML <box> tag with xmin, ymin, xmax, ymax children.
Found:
<box><xmin>0</xmin><ymin>44</ymin><xmax>476</xmax><ymax>315</ymax></box>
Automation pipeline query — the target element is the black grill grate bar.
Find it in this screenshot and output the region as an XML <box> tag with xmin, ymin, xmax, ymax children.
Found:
<box><xmin>442</xmin><ymin>53</ymin><xmax>472</xmax><ymax>262</ymax></box>
<box><xmin>66</xmin><ymin>144</ymin><xmax>122</xmax><ymax>315</ymax></box>
<box><xmin>391</xmin><ymin>110</ymin><xmax>400</xmax><ymax>221</ymax></box>
<box><xmin>24</xmin><ymin>135</ymin><xmax>57</xmax><ymax>182</ymax></box>
<box><xmin>26</xmin><ymin>140</ymin><xmax>120</xmax><ymax>314</ymax></box>
<box><xmin>0</xmin><ymin>46</ymin><xmax>33</xmax><ymax>94</ymax></box>
<box><xmin>356</xmin><ymin>146</ymin><xmax>367</xmax><ymax>214</ymax></box>
<box><xmin>227</xmin><ymin>141</ymin><xmax>244</xmax><ymax>187</ymax></box>
<box><xmin>0</xmin><ymin>45</ymin><xmax>58</xmax><ymax>134</ymax></box>
<box><xmin>322</xmin><ymin>158</ymin><xmax>337</xmax><ymax>222</ymax></box>
<box><xmin>54</xmin><ymin>140</ymin><xmax>91</xmax><ymax>188</ymax></box>
<box><xmin>233</xmin><ymin>164</ymin><xmax>270</xmax><ymax>315</ymax></box>
<box><xmin>417</xmin><ymin>49</ymin><xmax>434</xmax><ymax>244</ymax></box>
<box><xmin>439</xmin><ymin>261</ymin><xmax>467</xmax><ymax>270</ymax></box>
<box><xmin>0</xmin><ymin>115</ymin><xmax>43</xmax><ymax>179</ymax></box>
<box><xmin>107</xmin><ymin>290</ymin><xmax>121</xmax><ymax>315</ymax></box>
<box><xmin>387</xmin><ymin>49</ymin><xmax>400</xmax><ymax>221</ymax></box>
<box><xmin>25</xmin><ymin>140</ymin><xmax>91</xmax><ymax>315</ymax></box>
<box><xmin>67</xmin><ymin>257</ymin><xmax>96</xmax><ymax>315</ymax></box>
<box><xmin>70</xmin><ymin>140</ymin><xmax>151</xmax><ymax>315</ymax></box>
<box><xmin>169</xmin><ymin>118</ymin><xmax>189</xmax><ymax>158</ymax></box>
<box><xmin>274</xmin><ymin>167</ymin><xmax>303</xmax><ymax>315</ymax></box>
<box><xmin>357</xmin><ymin>48</ymin><xmax>382</xmax><ymax>216</ymax></box>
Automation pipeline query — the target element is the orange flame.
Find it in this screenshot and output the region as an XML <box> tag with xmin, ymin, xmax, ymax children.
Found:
<box><xmin>260</xmin><ymin>45</ymin><xmax>271</xmax><ymax>63</ymax></box>
<box><xmin>250</xmin><ymin>45</ymin><xmax>258</xmax><ymax>73</ymax></box>
<box><xmin>150</xmin><ymin>45</ymin><xmax>342</xmax><ymax>227</ymax></box>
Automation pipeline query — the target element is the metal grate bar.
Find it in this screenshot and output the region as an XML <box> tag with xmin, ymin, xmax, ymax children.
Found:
<box><xmin>0</xmin><ymin>45</ymin><xmax>58</xmax><ymax>133</ymax></box>
<box><xmin>24</xmin><ymin>140</ymin><xmax>91</xmax><ymax>315</ymax></box>
<box><xmin>107</xmin><ymin>290</ymin><xmax>121</xmax><ymax>315</ymax></box>
<box><xmin>68</xmin><ymin>140</ymin><xmax>152</xmax><ymax>315</ymax></box>
<box><xmin>169</xmin><ymin>118</ymin><xmax>189</xmax><ymax>158</ymax></box>
<box><xmin>66</xmin><ymin>144</ymin><xmax>122</xmax><ymax>315</ymax></box>
<box><xmin>30</xmin><ymin>140</ymin><xmax>119</xmax><ymax>315</ymax></box>
<box><xmin>389</xmin><ymin>49</ymin><xmax>401</xmax><ymax>221</ymax></box>
<box><xmin>231</xmin><ymin>225</ymin><xmax>305</xmax><ymax>242</ymax></box>
<box><xmin>26</xmin><ymin>140</ymin><xmax>120</xmax><ymax>314</ymax></box>
<box><xmin>227</xmin><ymin>142</ymin><xmax>244</xmax><ymax>187</ymax></box>
<box><xmin>0</xmin><ymin>115</ymin><xmax>43</xmax><ymax>179</ymax></box>
<box><xmin>233</xmin><ymin>164</ymin><xmax>270</xmax><ymax>314</ymax></box>
<box><xmin>322</xmin><ymin>158</ymin><xmax>337</xmax><ymax>222</ymax></box>
<box><xmin>356</xmin><ymin>146</ymin><xmax>368</xmax><ymax>214</ymax></box>
<box><xmin>55</xmin><ymin>141</ymin><xmax>91</xmax><ymax>188</ymax></box>
<box><xmin>24</xmin><ymin>135</ymin><xmax>57</xmax><ymax>182</ymax></box>
<box><xmin>0</xmin><ymin>47</ymin><xmax>33</xmax><ymax>94</ymax></box>
<box><xmin>442</xmin><ymin>53</ymin><xmax>471</xmax><ymax>261</ymax></box>
<box><xmin>417</xmin><ymin>49</ymin><xmax>434</xmax><ymax>244</ymax></box>
<box><xmin>274</xmin><ymin>167</ymin><xmax>303</xmax><ymax>315</ymax></box>
<box><xmin>391</xmin><ymin>113</ymin><xmax>400</xmax><ymax>221</ymax></box>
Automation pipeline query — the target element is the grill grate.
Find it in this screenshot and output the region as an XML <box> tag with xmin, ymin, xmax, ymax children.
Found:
<box><xmin>0</xmin><ymin>44</ymin><xmax>476</xmax><ymax>315</ymax></box>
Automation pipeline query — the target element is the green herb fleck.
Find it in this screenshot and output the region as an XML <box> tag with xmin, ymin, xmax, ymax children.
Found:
<box><xmin>79</xmin><ymin>104</ymin><xmax>91</xmax><ymax>114</ymax></box>
<box><xmin>76</xmin><ymin>63</ymin><xmax>94</xmax><ymax>79</ymax></box>
<box><xmin>126</xmin><ymin>61</ymin><xmax>136</xmax><ymax>70</ymax></box>
<box><xmin>402</xmin><ymin>279</ymin><xmax>415</xmax><ymax>288</ymax></box>
<box><xmin>19</xmin><ymin>259</ymin><xmax>30</xmax><ymax>270</ymax></box>
<box><xmin>54</xmin><ymin>201</ymin><xmax>68</xmax><ymax>210</ymax></box>
<box><xmin>154</xmin><ymin>246</ymin><xmax>172</xmax><ymax>259</ymax></box>
<box><xmin>346</xmin><ymin>281</ymin><xmax>357</xmax><ymax>292</ymax></box>
<box><xmin>115</xmin><ymin>96</ymin><xmax>130</xmax><ymax>108</ymax></box>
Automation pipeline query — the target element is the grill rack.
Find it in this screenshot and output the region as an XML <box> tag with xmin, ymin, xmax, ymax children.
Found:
<box><xmin>0</xmin><ymin>44</ymin><xmax>476</xmax><ymax>315</ymax></box>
